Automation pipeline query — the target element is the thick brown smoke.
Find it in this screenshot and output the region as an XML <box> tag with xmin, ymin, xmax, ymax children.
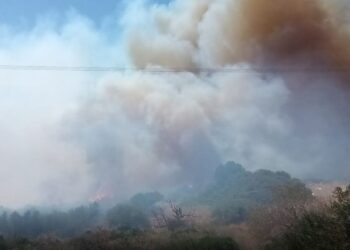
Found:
<box><xmin>128</xmin><ymin>0</ymin><xmax>350</xmax><ymax>73</ymax></box>
<box><xmin>238</xmin><ymin>0</ymin><xmax>350</xmax><ymax>72</ymax></box>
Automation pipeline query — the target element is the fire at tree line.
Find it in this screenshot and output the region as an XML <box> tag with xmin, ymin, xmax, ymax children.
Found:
<box><xmin>0</xmin><ymin>162</ymin><xmax>348</xmax><ymax>250</ymax></box>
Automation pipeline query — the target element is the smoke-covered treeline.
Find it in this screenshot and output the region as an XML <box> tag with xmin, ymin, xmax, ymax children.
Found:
<box><xmin>0</xmin><ymin>162</ymin><xmax>347</xmax><ymax>249</ymax></box>
<box><xmin>0</xmin><ymin>204</ymin><xmax>100</xmax><ymax>238</ymax></box>
<box><xmin>0</xmin><ymin>162</ymin><xmax>310</xmax><ymax>237</ymax></box>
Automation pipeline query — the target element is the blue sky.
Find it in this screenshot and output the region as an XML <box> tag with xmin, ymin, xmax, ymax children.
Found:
<box><xmin>0</xmin><ymin>0</ymin><xmax>170</xmax><ymax>27</ymax></box>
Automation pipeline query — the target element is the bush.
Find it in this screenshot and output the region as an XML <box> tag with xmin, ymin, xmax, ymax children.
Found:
<box><xmin>106</xmin><ymin>204</ymin><xmax>150</xmax><ymax>230</ymax></box>
<box><xmin>196</xmin><ymin>162</ymin><xmax>312</xmax><ymax>225</ymax></box>
<box><xmin>264</xmin><ymin>185</ymin><xmax>350</xmax><ymax>250</ymax></box>
<box><xmin>159</xmin><ymin>235</ymin><xmax>240</xmax><ymax>250</ymax></box>
<box><xmin>266</xmin><ymin>211</ymin><xmax>348</xmax><ymax>250</ymax></box>
<box><xmin>332</xmin><ymin>185</ymin><xmax>350</xmax><ymax>237</ymax></box>
<box><xmin>130</xmin><ymin>192</ymin><xmax>164</xmax><ymax>211</ymax></box>
<box><xmin>213</xmin><ymin>206</ymin><xmax>247</xmax><ymax>224</ymax></box>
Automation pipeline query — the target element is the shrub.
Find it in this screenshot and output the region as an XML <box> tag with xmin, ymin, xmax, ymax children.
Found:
<box><xmin>130</xmin><ymin>192</ymin><xmax>164</xmax><ymax>211</ymax></box>
<box><xmin>213</xmin><ymin>206</ymin><xmax>247</xmax><ymax>224</ymax></box>
<box><xmin>266</xmin><ymin>211</ymin><xmax>348</xmax><ymax>250</ymax></box>
<box><xmin>159</xmin><ymin>235</ymin><xmax>240</xmax><ymax>250</ymax></box>
<box><xmin>106</xmin><ymin>204</ymin><xmax>150</xmax><ymax>230</ymax></box>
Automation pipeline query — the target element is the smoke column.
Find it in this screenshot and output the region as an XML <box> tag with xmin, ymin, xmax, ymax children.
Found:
<box><xmin>1</xmin><ymin>0</ymin><xmax>350</xmax><ymax>207</ymax></box>
<box><xmin>64</xmin><ymin>0</ymin><xmax>350</xmax><ymax>201</ymax></box>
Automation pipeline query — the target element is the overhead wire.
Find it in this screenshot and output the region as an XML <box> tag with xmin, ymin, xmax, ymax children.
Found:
<box><xmin>0</xmin><ymin>64</ymin><xmax>349</xmax><ymax>73</ymax></box>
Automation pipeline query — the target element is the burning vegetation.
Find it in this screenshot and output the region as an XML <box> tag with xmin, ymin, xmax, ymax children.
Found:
<box><xmin>0</xmin><ymin>162</ymin><xmax>347</xmax><ymax>249</ymax></box>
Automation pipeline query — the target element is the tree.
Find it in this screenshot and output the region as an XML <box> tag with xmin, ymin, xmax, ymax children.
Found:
<box><xmin>196</xmin><ymin>161</ymin><xmax>312</xmax><ymax>224</ymax></box>
<box><xmin>153</xmin><ymin>202</ymin><xmax>195</xmax><ymax>231</ymax></box>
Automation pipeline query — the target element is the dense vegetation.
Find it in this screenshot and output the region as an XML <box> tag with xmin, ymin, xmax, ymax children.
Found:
<box><xmin>264</xmin><ymin>185</ymin><xmax>350</xmax><ymax>250</ymax></box>
<box><xmin>0</xmin><ymin>161</ymin><xmax>348</xmax><ymax>249</ymax></box>
<box><xmin>194</xmin><ymin>162</ymin><xmax>312</xmax><ymax>224</ymax></box>
<box><xmin>0</xmin><ymin>203</ymin><xmax>100</xmax><ymax>238</ymax></box>
<box><xmin>0</xmin><ymin>231</ymin><xmax>239</xmax><ymax>250</ymax></box>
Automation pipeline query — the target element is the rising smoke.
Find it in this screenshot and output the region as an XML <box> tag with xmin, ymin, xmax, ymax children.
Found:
<box><xmin>65</xmin><ymin>0</ymin><xmax>350</xmax><ymax>201</ymax></box>
<box><xmin>1</xmin><ymin>0</ymin><xmax>350</xmax><ymax>207</ymax></box>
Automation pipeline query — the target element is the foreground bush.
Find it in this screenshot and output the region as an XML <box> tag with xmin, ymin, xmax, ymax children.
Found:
<box><xmin>160</xmin><ymin>235</ymin><xmax>239</xmax><ymax>250</ymax></box>
<box><xmin>106</xmin><ymin>204</ymin><xmax>150</xmax><ymax>229</ymax></box>
<box><xmin>0</xmin><ymin>230</ymin><xmax>240</xmax><ymax>250</ymax></box>
<box><xmin>264</xmin><ymin>185</ymin><xmax>350</xmax><ymax>250</ymax></box>
<box><xmin>265</xmin><ymin>212</ymin><xmax>348</xmax><ymax>250</ymax></box>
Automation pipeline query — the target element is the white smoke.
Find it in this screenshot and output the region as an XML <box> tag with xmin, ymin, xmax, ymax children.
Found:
<box><xmin>0</xmin><ymin>12</ymin><xmax>124</xmax><ymax>208</ymax></box>
<box><xmin>0</xmin><ymin>0</ymin><xmax>350</xmax><ymax>208</ymax></box>
<box><xmin>66</xmin><ymin>69</ymin><xmax>289</xmax><ymax>199</ymax></box>
<box><xmin>69</xmin><ymin>0</ymin><xmax>350</xmax><ymax>198</ymax></box>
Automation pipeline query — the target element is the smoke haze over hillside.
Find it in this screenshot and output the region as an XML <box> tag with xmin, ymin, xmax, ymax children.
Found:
<box><xmin>0</xmin><ymin>0</ymin><xmax>350</xmax><ymax>207</ymax></box>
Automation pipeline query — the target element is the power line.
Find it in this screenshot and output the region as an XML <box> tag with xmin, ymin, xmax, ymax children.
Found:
<box><xmin>0</xmin><ymin>64</ymin><xmax>349</xmax><ymax>73</ymax></box>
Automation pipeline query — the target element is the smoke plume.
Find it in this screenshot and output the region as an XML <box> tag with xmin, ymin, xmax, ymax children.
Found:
<box><xmin>64</xmin><ymin>0</ymin><xmax>350</xmax><ymax>201</ymax></box>
<box><xmin>2</xmin><ymin>0</ymin><xmax>350</xmax><ymax>207</ymax></box>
